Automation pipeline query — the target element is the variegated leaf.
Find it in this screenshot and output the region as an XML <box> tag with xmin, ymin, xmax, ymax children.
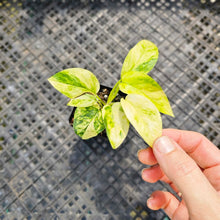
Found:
<box><xmin>74</xmin><ymin>106</ymin><xmax>105</xmax><ymax>139</ymax></box>
<box><xmin>121</xmin><ymin>40</ymin><xmax>158</xmax><ymax>76</ymax></box>
<box><xmin>121</xmin><ymin>94</ymin><xmax>162</xmax><ymax>147</ymax></box>
<box><xmin>120</xmin><ymin>71</ymin><xmax>174</xmax><ymax>117</ymax></box>
<box><xmin>67</xmin><ymin>93</ymin><xmax>99</xmax><ymax>108</ymax></box>
<box><xmin>102</xmin><ymin>103</ymin><xmax>129</xmax><ymax>149</ymax></box>
<box><xmin>48</xmin><ymin>68</ymin><xmax>100</xmax><ymax>99</ymax></box>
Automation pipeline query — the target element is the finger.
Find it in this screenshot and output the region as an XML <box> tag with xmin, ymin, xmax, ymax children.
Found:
<box><xmin>141</xmin><ymin>165</ymin><xmax>173</xmax><ymax>184</ymax></box>
<box><xmin>160</xmin><ymin>176</ymin><xmax>180</xmax><ymax>193</ymax></box>
<box><xmin>138</xmin><ymin>148</ymin><xmax>157</xmax><ymax>165</ymax></box>
<box><xmin>160</xmin><ymin>174</ymin><xmax>171</xmax><ymax>184</ymax></box>
<box><xmin>203</xmin><ymin>164</ymin><xmax>220</xmax><ymax>191</ymax></box>
<box><xmin>142</xmin><ymin>165</ymin><xmax>180</xmax><ymax>193</ymax></box>
<box><xmin>147</xmin><ymin>191</ymin><xmax>188</xmax><ymax>220</ymax></box>
<box><xmin>163</xmin><ymin>129</ymin><xmax>220</xmax><ymax>169</ymax></box>
<box><xmin>142</xmin><ymin>166</ymin><xmax>180</xmax><ymax>194</ymax></box>
<box><xmin>169</xmin><ymin>182</ymin><xmax>179</xmax><ymax>194</ymax></box>
<box><xmin>153</xmin><ymin>136</ymin><xmax>220</xmax><ymax>215</ymax></box>
<box><xmin>142</xmin><ymin>165</ymin><xmax>163</xmax><ymax>183</ymax></box>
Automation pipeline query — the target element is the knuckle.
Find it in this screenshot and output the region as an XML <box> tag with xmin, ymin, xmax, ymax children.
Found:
<box><xmin>175</xmin><ymin>159</ymin><xmax>198</xmax><ymax>178</ymax></box>
<box><xmin>204</xmin><ymin>165</ymin><xmax>220</xmax><ymax>190</ymax></box>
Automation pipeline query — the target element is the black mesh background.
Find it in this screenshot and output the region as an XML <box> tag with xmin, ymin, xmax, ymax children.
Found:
<box><xmin>0</xmin><ymin>0</ymin><xmax>219</xmax><ymax>219</ymax></box>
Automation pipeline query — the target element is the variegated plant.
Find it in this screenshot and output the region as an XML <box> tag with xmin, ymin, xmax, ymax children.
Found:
<box><xmin>48</xmin><ymin>40</ymin><xmax>174</xmax><ymax>149</ymax></box>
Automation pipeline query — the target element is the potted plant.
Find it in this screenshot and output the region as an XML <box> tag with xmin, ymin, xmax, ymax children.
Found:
<box><xmin>48</xmin><ymin>40</ymin><xmax>174</xmax><ymax>149</ymax></box>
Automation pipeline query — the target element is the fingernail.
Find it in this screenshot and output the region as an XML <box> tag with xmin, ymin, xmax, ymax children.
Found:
<box><xmin>141</xmin><ymin>168</ymin><xmax>146</xmax><ymax>176</ymax></box>
<box><xmin>147</xmin><ymin>195</ymin><xmax>154</xmax><ymax>209</ymax></box>
<box><xmin>141</xmin><ymin>168</ymin><xmax>149</xmax><ymax>181</ymax></box>
<box><xmin>153</xmin><ymin>136</ymin><xmax>176</xmax><ymax>154</ymax></box>
<box><xmin>137</xmin><ymin>149</ymin><xmax>142</xmax><ymax>158</ymax></box>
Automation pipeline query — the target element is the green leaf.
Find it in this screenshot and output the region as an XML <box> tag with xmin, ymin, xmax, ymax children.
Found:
<box><xmin>120</xmin><ymin>71</ymin><xmax>174</xmax><ymax>117</ymax></box>
<box><xmin>73</xmin><ymin>106</ymin><xmax>105</xmax><ymax>139</ymax></box>
<box><xmin>48</xmin><ymin>68</ymin><xmax>100</xmax><ymax>99</ymax></box>
<box><xmin>107</xmin><ymin>81</ymin><xmax>120</xmax><ymax>104</ymax></box>
<box><xmin>121</xmin><ymin>40</ymin><xmax>158</xmax><ymax>76</ymax></box>
<box><xmin>67</xmin><ymin>93</ymin><xmax>100</xmax><ymax>108</ymax></box>
<box><xmin>121</xmin><ymin>94</ymin><xmax>162</xmax><ymax>147</ymax></box>
<box><xmin>102</xmin><ymin>103</ymin><xmax>129</xmax><ymax>149</ymax></box>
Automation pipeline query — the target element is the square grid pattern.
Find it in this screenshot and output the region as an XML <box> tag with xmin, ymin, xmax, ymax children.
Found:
<box><xmin>0</xmin><ymin>0</ymin><xmax>219</xmax><ymax>219</ymax></box>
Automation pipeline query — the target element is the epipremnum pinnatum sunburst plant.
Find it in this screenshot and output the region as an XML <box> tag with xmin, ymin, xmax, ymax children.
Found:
<box><xmin>48</xmin><ymin>40</ymin><xmax>174</xmax><ymax>149</ymax></box>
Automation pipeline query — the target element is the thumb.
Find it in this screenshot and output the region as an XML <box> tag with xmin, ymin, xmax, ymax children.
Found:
<box><xmin>152</xmin><ymin>136</ymin><xmax>220</xmax><ymax>215</ymax></box>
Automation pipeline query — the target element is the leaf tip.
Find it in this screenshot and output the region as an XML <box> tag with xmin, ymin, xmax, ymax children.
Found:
<box><xmin>170</xmin><ymin>112</ymin><xmax>175</xmax><ymax>118</ymax></box>
<box><xmin>110</xmin><ymin>141</ymin><xmax>120</xmax><ymax>150</ymax></box>
<box><xmin>66</xmin><ymin>100</ymin><xmax>72</xmax><ymax>106</ymax></box>
<box><xmin>47</xmin><ymin>76</ymin><xmax>52</xmax><ymax>83</ymax></box>
<box><xmin>47</xmin><ymin>76</ymin><xmax>56</xmax><ymax>87</ymax></box>
<box><xmin>167</xmin><ymin>108</ymin><xmax>175</xmax><ymax>117</ymax></box>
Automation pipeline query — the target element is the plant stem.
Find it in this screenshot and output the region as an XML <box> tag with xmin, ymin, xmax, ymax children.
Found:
<box><xmin>96</xmin><ymin>95</ymin><xmax>106</xmax><ymax>106</ymax></box>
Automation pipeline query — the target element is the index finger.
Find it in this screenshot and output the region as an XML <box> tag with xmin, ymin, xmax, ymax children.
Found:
<box><xmin>162</xmin><ymin>129</ymin><xmax>220</xmax><ymax>169</ymax></box>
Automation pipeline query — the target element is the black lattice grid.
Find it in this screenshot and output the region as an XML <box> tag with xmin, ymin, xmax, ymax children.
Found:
<box><xmin>0</xmin><ymin>0</ymin><xmax>220</xmax><ymax>219</ymax></box>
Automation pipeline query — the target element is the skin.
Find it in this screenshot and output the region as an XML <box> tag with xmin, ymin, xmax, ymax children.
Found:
<box><xmin>138</xmin><ymin>129</ymin><xmax>220</xmax><ymax>220</ymax></box>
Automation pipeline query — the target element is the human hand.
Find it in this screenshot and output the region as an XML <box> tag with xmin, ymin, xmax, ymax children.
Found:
<box><xmin>138</xmin><ymin>129</ymin><xmax>220</xmax><ymax>220</ymax></box>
